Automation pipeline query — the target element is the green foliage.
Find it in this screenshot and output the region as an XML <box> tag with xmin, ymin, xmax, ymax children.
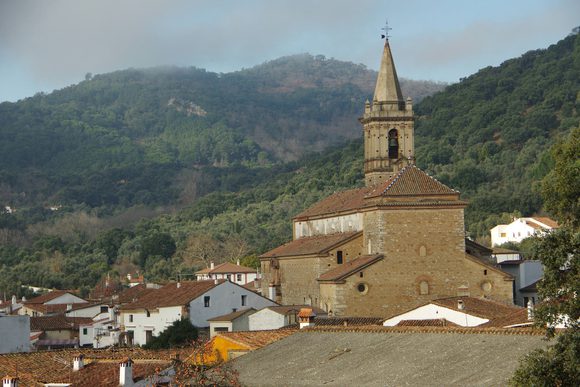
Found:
<box><xmin>143</xmin><ymin>318</ymin><xmax>198</xmax><ymax>349</ymax></box>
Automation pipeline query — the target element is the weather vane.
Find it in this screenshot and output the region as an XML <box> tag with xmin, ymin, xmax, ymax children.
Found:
<box><xmin>381</xmin><ymin>19</ymin><xmax>392</xmax><ymax>40</ymax></box>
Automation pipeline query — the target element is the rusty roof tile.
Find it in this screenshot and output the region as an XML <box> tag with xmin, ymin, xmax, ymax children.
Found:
<box><xmin>260</xmin><ymin>231</ymin><xmax>361</xmax><ymax>258</ymax></box>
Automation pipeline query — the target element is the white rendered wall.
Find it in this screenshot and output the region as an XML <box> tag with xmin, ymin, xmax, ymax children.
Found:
<box><xmin>248</xmin><ymin>309</ymin><xmax>287</xmax><ymax>331</ymax></box>
<box><xmin>491</xmin><ymin>218</ymin><xmax>551</xmax><ymax>246</ymax></box>
<box><xmin>121</xmin><ymin>305</ymin><xmax>183</xmax><ymax>346</ymax></box>
<box><xmin>66</xmin><ymin>305</ymin><xmax>107</xmax><ymax>318</ymax></box>
<box><xmin>196</xmin><ymin>272</ymin><xmax>258</xmax><ymax>286</ymax></box>
<box><xmin>294</xmin><ymin>213</ymin><xmax>363</xmax><ymax>239</ymax></box>
<box><xmin>0</xmin><ymin>315</ymin><xmax>30</xmax><ymax>353</ymax></box>
<box><xmin>188</xmin><ymin>282</ymin><xmax>276</xmax><ymax>328</ymax></box>
<box><xmin>382</xmin><ymin>304</ymin><xmax>489</xmax><ymax>327</ymax></box>
<box><xmin>209</xmin><ymin>321</ymin><xmax>233</xmax><ymax>338</ymax></box>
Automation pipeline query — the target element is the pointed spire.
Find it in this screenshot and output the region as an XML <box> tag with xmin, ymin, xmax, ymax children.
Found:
<box><xmin>373</xmin><ymin>40</ymin><xmax>403</xmax><ymax>103</ymax></box>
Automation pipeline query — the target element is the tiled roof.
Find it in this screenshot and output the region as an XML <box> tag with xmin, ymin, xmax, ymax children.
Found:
<box><xmin>0</xmin><ymin>347</ymin><xmax>191</xmax><ymax>386</ymax></box>
<box><xmin>431</xmin><ymin>297</ymin><xmax>524</xmax><ymax>321</ymax></box>
<box><xmin>530</xmin><ymin>217</ymin><xmax>559</xmax><ymax>228</ymax></box>
<box><xmin>24</xmin><ymin>290</ymin><xmax>80</xmax><ymax>305</ymax></box>
<box><xmin>22</xmin><ymin>303</ymin><xmax>71</xmax><ymax>315</ymax></box>
<box><xmin>114</xmin><ymin>284</ymin><xmax>156</xmax><ymax>304</ymax></box>
<box><xmin>260</xmin><ymin>231</ymin><xmax>361</xmax><ymax>258</ymax></box>
<box><xmin>481</xmin><ymin>309</ymin><xmax>531</xmax><ymax>328</ymax></box>
<box><xmin>314</xmin><ymin>317</ymin><xmax>384</xmax><ymax>326</ymax></box>
<box><xmin>366</xmin><ymin>165</ymin><xmax>459</xmax><ymax>198</ymax></box>
<box><xmin>396</xmin><ymin>319</ymin><xmax>460</xmax><ymax>327</ymax></box>
<box><xmin>215</xmin><ymin>328</ymin><xmax>298</xmax><ymax>350</ymax></box>
<box><xmin>196</xmin><ymin>262</ymin><xmax>256</xmax><ymax>275</ymax></box>
<box><xmin>30</xmin><ymin>315</ymin><xmax>94</xmax><ymax>331</ymax></box>
<box><xmin>207</xmin><ymin>308</ymin><xmax>256</xmax><ymax>322</ymax></box>
<box><xmin>294</xmin><ymin>187</ymin><xmax>373</xmax><ymax>219</ymax></box>
<box><xmin>265</xmin><ymin>305</ymin><xmax>326</xmax><ymax>316</ymax></box>
<box><xmin>525</xmin><ymin>221</ymin><xmax>542</xmax><ymax>230</ymax></box>
<box><xmin>318</xmin><ymin>254</ymin><xmax>383</xmax><ymax>282</ymax></box>
<box><xmin>121</xmin><ymin>280</ymin><xmax>222</xmax><ymax>310</ymax></box>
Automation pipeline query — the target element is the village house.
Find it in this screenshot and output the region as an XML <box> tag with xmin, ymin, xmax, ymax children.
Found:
<box><xmin>490</xmin><ymin>216</ymin><xmax>559</xmax><ymax>246</ymax></box>
<box><xmin>30</xmin><ymin>315</ymin><xmax>93</xmax><ymax>349</ymax></box>
<box><xmin>208</xmin><ymin>308</ymin><xmax>256</xmax><ymax>338</ymax></box>
<box><xmin>195</xmin><ymin>261</ymin><xmax>259</xmax><ymax>286</ymax></box>
<box><xmin>18</xmin><ymin>290</ymin><xmax>88</xmax><ymax>317</ymax></box>
<box><xmin>247</xmin><ymin>305</ymin><xmax>326</xmax><ymax>331</ymax></box>
<box><xmin>259</xmin><ymin>38</ymin><xmax>514</xmax><ymax>317</ymax></box>
<box><xmin>119</xmin><ymin>280</ymin><xmax>276</xmax><ymax>346</ymax></box>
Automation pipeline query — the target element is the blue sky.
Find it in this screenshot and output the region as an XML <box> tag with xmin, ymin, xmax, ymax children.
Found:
<box><xmin>0</xmin><ymin>0</ymin><xmax>578</xmax><ymax>102</ymax></box>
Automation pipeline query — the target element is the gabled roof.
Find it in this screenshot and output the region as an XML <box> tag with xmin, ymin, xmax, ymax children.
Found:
<box><xmin>196</xmin><ymin>262</ymin><xmax>256</xmax><ymax>275</ymax></box>
<box><xmin>481</xmin><ymin>309</ymin><xmax>531</xmax><ymax>328</ymax></box>
<box><xmin>431</xmin><ymin>297</ymin><xmax>523</xmax><ymax>321</ymax></box>
<box><xmin>366</xmin><ymin>165</ymin><xmax>459</xmax><ymax>198</ymax></box>
<box><xmin>396</xmin><ymin>319</ymin><xmax>460</xmax><ymax>327</ymax></box>
<box><xmin>207</xmin><ymin>308</ymin><xmax>256</xmax><ymax>322</ymax></box>
<box><xmin>314</xmin><ymin>317</ymin><xmax>384</xmax><ymax>326</ymax></box>
<box><xmin>294</xmin><ymin>187</ymin><xmax>372</xmax><ymax>220</ymax></box>
<box><xmin>24</xmin><ymin>290</ymin><xmax>81</xmax><ymax>305</ymax></box>
<box><xmin>30</xmin><ymin>315</ymin><xmax>94</xmax><ymax>331</ymax></box>
<box><xmin>114</xmin><ymin>283</ymin><xmax>157</xmax><ymax>304</ymax></box>
<box><xmin>121</xmin><ymin>280</ymin><xmax>223</xmax><ymax>310</ymax></box>
<box><xmin>22</xmin><ymin>303</ymin><xmax>70</xmax><ymax>315</ymax></box>
<box><xmin>318</xmin><ymin>254</ymin><xmax>383</xmax><ymax>282</ymax></box>
<box><xmin>260</xmin><ymin>231</ymin><xmax>361</xmax><ymax>258</ymax></box>
<box><xmin>530</xmin><ymin>217</ymin><xmax>559</xmax><ymax>228</ymax></box>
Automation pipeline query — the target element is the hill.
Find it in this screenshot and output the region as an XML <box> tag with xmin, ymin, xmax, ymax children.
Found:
<box><xmin>0</xmin><ymin>33</ymin><xmax>578</xmax><ymax>295</ymax></box>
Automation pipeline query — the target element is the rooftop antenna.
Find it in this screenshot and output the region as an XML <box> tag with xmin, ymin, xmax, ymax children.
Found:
<box><xmin>381</xmin><ymin>19</ymin><xmax>392</xmax><ymax>40</ymax></box>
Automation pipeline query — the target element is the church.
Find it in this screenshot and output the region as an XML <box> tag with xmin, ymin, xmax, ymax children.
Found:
<box><xmin>260</xmin><ymin>38</ymin><xmax>514</xmax><ymax>317</ymax></box>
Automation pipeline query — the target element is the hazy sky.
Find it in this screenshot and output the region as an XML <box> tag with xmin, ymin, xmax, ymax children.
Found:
<box><xmin>0</xmin><ymin>0</ymin><xmax>578</xmax><ymax>102</ymax></box>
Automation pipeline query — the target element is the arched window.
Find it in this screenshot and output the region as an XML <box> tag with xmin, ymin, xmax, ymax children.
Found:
<box><xmin>388</xmin><ymin>129</ymin><xmax>399</xmax><ymax>159</ymax></box>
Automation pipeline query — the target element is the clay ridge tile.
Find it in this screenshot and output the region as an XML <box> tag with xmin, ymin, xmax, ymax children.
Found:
<box><xmin>366</xmin><ymin>165</ymin><xmax>459</xmax><ymax>198</ymax></box>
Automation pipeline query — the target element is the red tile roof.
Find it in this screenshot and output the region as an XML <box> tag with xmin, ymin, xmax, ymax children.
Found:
<box><xmin>30</xmin><ymin>315</ymin><xmax>94</xmax><ymax>331</ymax></box>
<box><xmin>121</xmin><ymin>280</ymin><xmax>222</xmax><ymax>310</ymax></box>
<box><xmin>114</xmin><ymin>284</ymin><xmax>157</xmax><ymax>304</ymax></box>
<box><xmin>196</xmin><ymin>262</ymin><xmax>257</xmax><ymax>275</ymax></box>
<box><xmin>431</xmin><ymin>297</ymin><xmax>523</xmax><ymax>321</ymax></box>
<box><xmin>481</xmin><ymin>309</ymin><xmax>531</xmax><ymax>328</ymax></box>
<box><xmin>317</xmin><ymin>254</ymin><xmax>383</xmax><ymax>282</ymax></box>
<box><xmin>314</xmin><ymin>317</ymin><xmax>384</xmax><ymax>326</ymax></box>
<box><xmin>215</xmin><ymin>328</ymin><xmax>298</xmax><ymax>350</ymax></box>
<box><xmin>530</xmin><ymin>217</ymin><xmax>559</xmax><ymax>228</ymax></box>
<box><xmin>294</xmin><ymin>187</ymin><xmax>373</xmax><ymax>220</ymax></box>
<box><xmin>24</xmin><ymin>290</ymin><xmax>80</xmax><ymax>305</ymax></box>
<box><xmin>396</xmin><ymin>319</ymin><xmax>460</xmax><ymax>327</ymax></box>
<box><xmin>366</xmin><ymin>165</ymin><xmax>459</xmax><ymax>198</ymax></box>
<box><xmin>260</xmin><ymin>231</ymin><xmax>361</xmax><ymax>258</ymax></box>
<box><xmin>207</xmin><ymin>308</ymin><xmax>256</xmax><ymax>322</ymax></box>
<box><xmin>22</xmin><ymin>303</ymin><xmax>71</xmax><ymax>315</ymax></box>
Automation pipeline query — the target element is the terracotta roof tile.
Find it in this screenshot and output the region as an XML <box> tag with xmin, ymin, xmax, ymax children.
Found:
<box><xmin>481</xmin><ymin>309</ymin><xmax>532</xmax><ymax>328</ymax></box>
<box><xmin>294</xmin><ymin>187</ymin><xmax>373</xmax><ymax>219</ymax></box>
<box><xmin>314</xmin><ymin>317</ymin><xmax>384</xmax><ymax>326</ymax></box>
<box><xmin>366</xmin><ymin>165</ymin><xmax>459</xmax><ymax>198</ymax></box>
<box><xmin>260</xmin><ymin>231</ymin><xmax>361</xmax><ymax>258</ymax></box>
<box><xmin>530</xmin><ymin>217</ymin><xmax>559</xmax><ymax>228</ymax></box>
<box><xmin>23</xmin><ymin>303</ymin><xmax>71</xmax><ymax>315</ymax></box>
<box><xmin>24</xmin><ymin>290</ymin><xmax>80</xmax><ymax>305</ymax></box>
<box><xmin>318</xmin><ymin>254</ymin><xmax>383</xmax><ymax>282</ymax></box>
<box><xmin>207</xmin><ymin>308</ymin><xmax>256</xmax><ymax>322</ymax></box>
<box><xmin>396</xmin><ymin>319</ymin><xmax>460</xmax><ymax>327</ymax></box>
<box><xmin>30</xmin><ymin>315</ymin><xmax>94</xmax><ymax>331</ymax></box>
<box><xmin>195</xmin><ymin>262</ymin><xmax>256</xmax><ymax>275</ymax></box>
<box><xmin>215</xmin><ymin>328</ymin><xmax>298</xmax><ymax>350</ymax></box>
<box><xmin>431</xmin><ymin>297</ymin><xmax>523</xmax><ymax>321</ymax></box>
<box><xmin>114</xmin><ymin>284</ymin><xmax>156</xmax><ymax>304</ymax></box>
<box><xmin>121</xmin><ymin>280</ymin><xmax>222</xmax><ymax>310</ymax></box>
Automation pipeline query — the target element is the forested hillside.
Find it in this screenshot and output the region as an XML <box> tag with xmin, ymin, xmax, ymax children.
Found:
<box><xmin>0</xmin><ymin>33</ymin><xmax>578</xmax><ymax>296</ymax></box>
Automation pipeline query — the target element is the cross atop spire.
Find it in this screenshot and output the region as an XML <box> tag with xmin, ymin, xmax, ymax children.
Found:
<box><xmin>381</xmin><ymin>19</ymin><xmax>392</xmax><ymax>40</ymax></box>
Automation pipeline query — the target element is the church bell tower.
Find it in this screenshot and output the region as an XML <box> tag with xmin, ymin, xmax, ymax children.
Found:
<box><xmin>360</xmin><ymin>38</ymin><xmax>414</xmax><ymax>187</ymax></box>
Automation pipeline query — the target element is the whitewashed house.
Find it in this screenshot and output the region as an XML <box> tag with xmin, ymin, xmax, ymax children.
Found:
<box><xmin>248</xmin><ymin>305</ymin><xmax>326</xmax><ymax>331</ymax></box>
<box><xmin>490</xmin><ymin>217</ymin><xmax>559</xmax><ymax>247</ymax></box>
<box><xmin>0</xmin><ymin>315</ymin><xmax>30</xmax><ymax>353</ymax></box>
<box><xmin>119</xmin><ymin>280</ymin><xmax>276</xmax><ymax>346</ymax></box>
<box><xmin>195</xmin><ymin>261</ymin><xmax>259</xmax><ymax>286</ymax></box>
<box><xmin>18</xmin><ymin>290</ymin><xmax>88</xmax><ymax>317</ymax></box>
<box><xmin>208</xmin><ymin>308</ymin><xmax>256</xmax><ymax>338</ymax></box>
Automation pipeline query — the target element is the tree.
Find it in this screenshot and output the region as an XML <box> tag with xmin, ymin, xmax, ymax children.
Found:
<box><xmin>143</xmin><ymin>318</ymin><xmax>198</xmax><ymax>349</ymax></box>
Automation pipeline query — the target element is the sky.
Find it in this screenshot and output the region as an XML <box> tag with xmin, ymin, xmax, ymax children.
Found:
<box><xmin>0</xmin><ymin>0</ymin><xmax>578</xmax><ymax>103</ymax></box>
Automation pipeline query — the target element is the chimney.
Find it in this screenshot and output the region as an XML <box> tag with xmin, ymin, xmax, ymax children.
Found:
<box><xmin>67</xmin><ymin>304</ymin><xmax>73</xmax><ymax>311</ymax></box>
<box><xmin>457</xmin><ymin>300</ymin><xmax>465</xmax><ymax>310</ymax></box>
<box><xmin>119</xmin><ymin>358</ymin><xmax>133</xmax><ymax>386</ymax></box>
<box><xmin>2</xmin><ymin>376</ymin><xmax>18</xmax><ymax>387</ymax></box>
<box><xmin>210</xmin><ymin>261</ymin><xmax>215</xmax><ymax>270</ymax></box>
<box><xmin>11</xmin><ymin>295</ymin><xmax>16</xmax><ymax>305</ymax></box>
<box><xmin>73</xmin><ymin>354</ymin><xmax>84</xmax><ymax>371</ymax></box>
<box><xmin>176</xmin><ymin>282</ymin><xmax>181</xmax><ymax>289</ymax></box>
<box><xmin>236</xmin><ymin>259</ymin><xmax>240</xmax><ymax>266</ymax></box>
<box><xmin>268</xmin><ymin>283</ymin><xmax>276</xmax><ymax>301</ymax></box>
<box><xmin>298</xmin><ymin>308</ymin><xmax>316</xmax><ymax>329</ymax></box>
<box><xmin>527</xmin><ymin>299</ymin><xmax>534</xmax><ymax>320</ymax></box>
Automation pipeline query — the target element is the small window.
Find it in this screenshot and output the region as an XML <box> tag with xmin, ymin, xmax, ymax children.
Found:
<box><xmin>236</xmin><ymin>274</ymin><xmax>242</xmax><ymax>282</ymax></box>
<box><xmin>500</xmin><ymin>233</ymin><xmax>506</xmax><ymax>237</ymax></box>
<box><xmin>129</xmin><ymin>314</ymin><xmax>133</xmax><ymax>323</ymax></box>
<box><xmin>83</xmin><ymin>328</ymin><xmax>88</xmax><ymax>335</ymax></box>
<box><xmin>226</xmin><ymin>274</ymin><xmax>231</xmax><ymax>281</ymax></box>
<box><xmin>204</xmin><ymin>296</ymin><xmax>210</xmax><ymax>307</ymax></box>
<box><xmin>337</xmin><ymin>250</ymin><xmax>343</xmax><ymax>265</ymax></box>
<box><xmin>241</xmin><ymin>295</ymin><xmax>247</xmax><ymax>306</ymax></box>
<box><xmin>146</xmin><ymin>310</ymin><xmax>150</xmax><ymax>317</ymax></box>
<box><xmin>214</xmin><ymin>327</ymin><xmax>229</xmax><ymax>332</ymax></box>
<box><xmin>419</xmin><ymin>281</ymin><xmax>429</xmax><ymax>295</ymax></box>
<box><xmin>100</xmin><ymin>306</ymin><xmax>108</xmax><ymax>313</ymax></box>
<box><xmin>484</xmin><ymin>270</ymin><xmax>487</xmax><ymax>275</ymax></box>
<box><xmin>359</xmin><ymin>272</ymin><xmax>364</xmax><ymax>278</ymax></box>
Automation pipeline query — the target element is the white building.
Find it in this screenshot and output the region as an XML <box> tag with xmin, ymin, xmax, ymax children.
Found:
<box><xmin>18</xmin><ymin>290</ymin><xmax>88</xmax><ymax>316</ymax></box>
<box><xmin>0</xmin><ymin>315</ymin><xmax>30</xmax><ymax>353</ymax></box>
<box><xmin>120</xmin><ymin>280</ymin><xmax>276</xmax><ymax>346</ymax></box>
<box><xmin>248</xmin><ymin>305</ymin><xmax>326</xmax><ymax>331</ymax></box>
<box><xmin>195</xmin><ymin>261</ymin><xmax>259</xmax><ymax>286</ymax></box>
<box><xmin>490</xmin><ymin>217</ymin><xmax>559</xmax><ymax>247</ymax></box>
<box><xmin>208</xmin><ymin>308</ymin><xmax>256</xmax><ymax>338</ymax></box>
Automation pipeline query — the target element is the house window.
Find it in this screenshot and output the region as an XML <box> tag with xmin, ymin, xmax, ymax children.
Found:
<box><xmin>214</xmin><ymin>327</ymin><xmax>229</xmax><ymax>333</ymax></box>
<box><xmin>337</xmin><ymin>251</ymin><xmax>343</xmax><ymax>265</ymax></box>
<box><xmin>226</xmin><ymin>274</ymin><xmax>231</xmax><ymax>281</ymax></box>
<box><xmin>500</xmin><ymin>233</ymin><xmax>506</xmax><ymax>237</ymax></box>
<box><xmin>237</xmin><ymin>274</ymin><xmax>242</xmax><ymax>282</ymax></box>
<box><xmin>359</xmin><ymin>271</ymin><xmax>364</xmax><ymax>278</ymax></box>
<box><xmin>100</xmin><ymin>306</ymin><xmax>108</xmax><ymax>313</ymax></box>
<box><xmin>83</xmin><ymin>328</ymin><xmax>88</xmax><ymax>335</ymax></box>
<box><xmin>129</xmin><ymin>314</ymin><xmax>133</xmax><ymax>323</ymax></box>
<box><xmin>241</xmin><ymin>295</ymin><xmax>247</xmax><ymax>306</ymax></box>
<box><xmin>484</xmin><ymin>270</ymin><xmax>487</xmax><ymax>275</ymax></box>
<box><xmin>146</xmin><ymin>310</ymin><xmax>150</xmax><ymax>317</ymax></box>
<box><xmin>145</xmin><ymin>330</ymin><xmax>153</xmax><ymax>344</ymax></box>
<box><xmin>204</xmin><ymin>296</ymin><xmax>210</xmax><ymax>307</ymax></box>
